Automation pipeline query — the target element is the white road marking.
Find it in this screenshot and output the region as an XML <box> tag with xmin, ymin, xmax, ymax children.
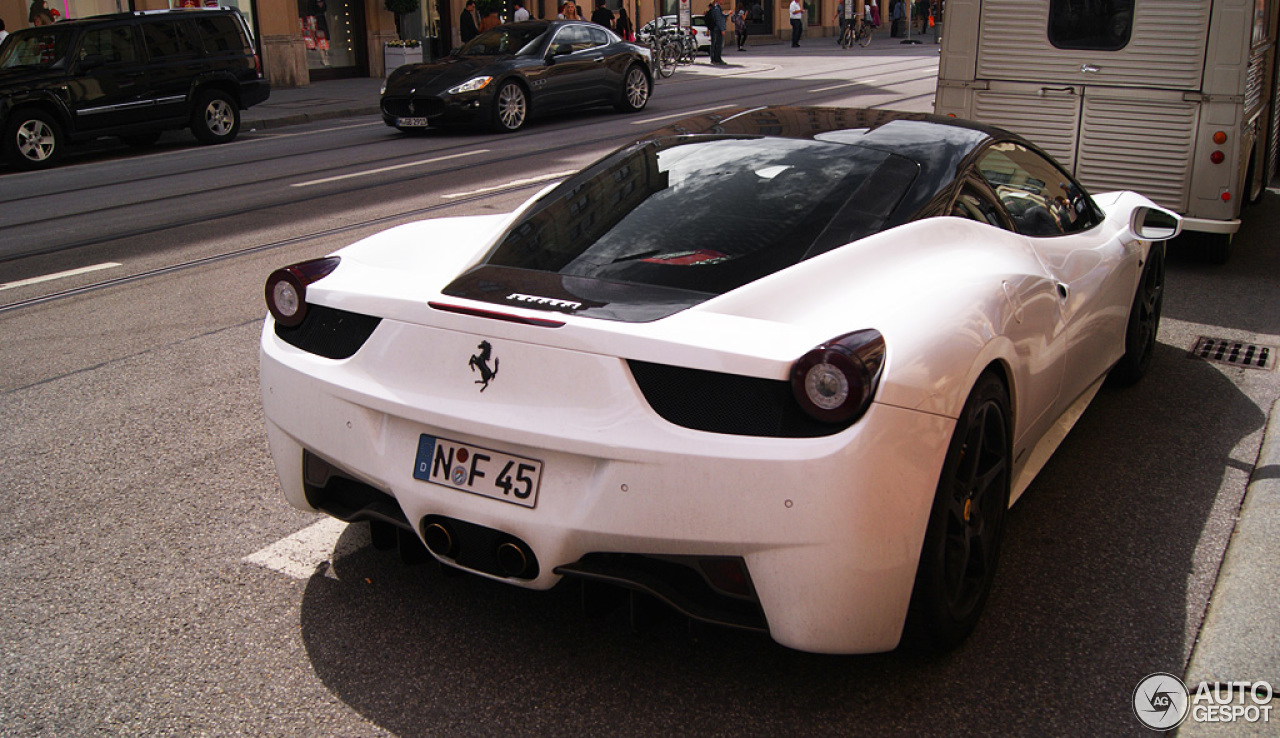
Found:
<box><xmin>243</xmin><ymin>517</ymin><xmax>362</xmax><ymax>580</ymax></box>
<box><xmin>291</xmin><ymin>149</ymin><xmax>489</xmax><ymax>187</ymax></box>
<box><xmin>809</xmin><ymin>78</ymin><xmax>878</xmax><ymax>93</ymax></box>
<box><xmin>632</xmin><ymin>105</ymin><xmax>734</xmax><ymax>125</ymax></box>
<box><xmin>441</xmin><ymin>171</ymin><xmax>577</xmax><ymax>200</ymax></box>
<box><xmin>0</xmin><ymin>262</ymin><xmax>123</xmax><ymax>292</ymax></box>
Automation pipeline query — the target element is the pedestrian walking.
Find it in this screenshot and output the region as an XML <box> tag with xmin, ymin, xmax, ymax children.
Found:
<box><xmin>590</xmin><ymin>0</ymin><xmax>614</xmax><ymax>29</ymax></box>
<box><xmin>788</xmin><ymin>0</ymin><xmax>803</xmax><ymax>46</ymax></box>
<box><xmin>28</xmin><ymin>0</ymin><xmax>54</xmax><ymax>26</ymax></box>
<box><xmin>459</xmin><ymin>0</ymin><xmax>480</xmax><ymax>42</ymax></box>
<box><xmin>705</xmin><ymin>0</ymin><xmax>729</xmax><ymax>63</ymax></box>
<box><xmin>616</xmin><ymin>7</ymin><xmax>634</xmax><ymax>41</ymax></box>
<box><xmin>889</xmin><ymin>0</ymin><xmax>903</xmax><ymax>37</ymax></box>
<box><xmin>732</xmin><ymin>5</ymin><xmax>747</xmax><ymax>50</ymax></box>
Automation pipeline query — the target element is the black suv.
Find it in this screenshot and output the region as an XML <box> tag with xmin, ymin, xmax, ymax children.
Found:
<box><xmin>0</xmin><ymin>9</ymin><xmax>270</xmax><ymax>169</ymax></box>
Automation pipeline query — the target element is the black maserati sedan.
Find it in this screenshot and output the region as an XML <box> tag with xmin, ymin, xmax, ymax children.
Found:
<box><xmin>380</xmin><ymin>21</ymin><xmax>653</xmax><ymax>133</ymax></box>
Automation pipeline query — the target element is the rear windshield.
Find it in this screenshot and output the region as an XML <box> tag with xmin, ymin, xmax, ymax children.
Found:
<box><xmin>0</xmin><ymin>28</ymin><xmax>74</xmax><ymax>68</ymax></box>
<box><xmin>483</xmin><ymin>136</ymin><xmax>917</xmax><ymax>295</ymax></box>
<box><xmin>461</xmin><ymin>24</ymin><xmax>549</xmax><ymax>55</ymax></box>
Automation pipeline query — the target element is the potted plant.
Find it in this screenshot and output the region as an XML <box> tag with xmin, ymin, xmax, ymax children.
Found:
<box><xmin>384</xmin><ymin>38</ymin><xmax>423</xmax><ymax>75</ymax></box>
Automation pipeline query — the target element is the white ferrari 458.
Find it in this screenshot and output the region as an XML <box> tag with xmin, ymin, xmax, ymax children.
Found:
<box><xmin>260</xmin><ymin>107</ymin><xmax>1180</xmax><ymax>654</ymax></box>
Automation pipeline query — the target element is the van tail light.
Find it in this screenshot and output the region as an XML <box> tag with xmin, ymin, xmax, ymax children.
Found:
<box><xmin>265</xmin><ymin>256</ymin><xmax>341</xmax><ymax>327</ymax></box>
<box><xmin>790</xmin><ymin>329</ymin><xmax>885</xmax><ymax>424</ymax></box>
<box><xmin>254</xmin><ymin>53</ymin><xmax>263</xmax><ymax>78</ymax></box>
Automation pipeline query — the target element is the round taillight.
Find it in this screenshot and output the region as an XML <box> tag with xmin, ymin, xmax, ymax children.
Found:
<box><xmin>265</xmin><ymin>256</ymin><xmax>341</xmax><ymax>328</ymax></box>
<box><xmin>1222</xmin><ymin>191</ymin><xmax>1232</xmax><ymax>202</ymax></box>
<box><xmin>790</xmin><ymin>330</ymin><xmax>885</xmax><ymax>425</ymax></box>
<box><xmin>1210</xmin><ymin>150</ymin><xmax>1225</xmax><ymax>164</ymax></box>
<box><xmin>1212</xmin><ymin>131</ymin><xmax>1227</xmax><ymax>144</ymax></box>
<box><xmin>271</xmin><ymin>278</ymin><xmax>302</xmax><ymax>320</ymax></box>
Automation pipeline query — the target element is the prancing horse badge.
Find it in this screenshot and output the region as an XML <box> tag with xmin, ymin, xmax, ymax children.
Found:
<box><xmin>469</xmin><ymin>341</ymin><xmax>499</xmax><ymax>392</ymax></box>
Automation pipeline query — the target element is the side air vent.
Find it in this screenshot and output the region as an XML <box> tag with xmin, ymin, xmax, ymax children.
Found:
<box><xmin>274</xmin><ymin>304</ymin><xmax>381</xmax><ymax>360</ymax></box>
<box><xmin>628</xmin><ymin>360</ymin><xmax>846</xmax><ymax>438</ymax></box>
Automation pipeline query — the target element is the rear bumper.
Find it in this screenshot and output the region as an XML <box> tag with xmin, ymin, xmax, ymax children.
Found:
<box><xmin>259</xmin><ymin>317</ymin><xmax>954</xmax><ymax>653</ymax></box>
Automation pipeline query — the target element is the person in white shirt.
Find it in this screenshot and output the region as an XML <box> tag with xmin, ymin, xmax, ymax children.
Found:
<box><xmin>788</xmin><ymin>0</ymin><xmax>803</xmax><ymax>46</ymax></box>
<box><xmin>0</xmin><ymin>18</ymin><xmax>9</xmax><ymax>46</ymax></box>
<box><xmin>512</xmin><ymin>0</ymin><xmax>530</xmax><ymax>21</ymax></box>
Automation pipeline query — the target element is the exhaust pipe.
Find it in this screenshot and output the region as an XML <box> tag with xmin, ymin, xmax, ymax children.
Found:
<box><xmin>496</xmin><ymin>541</ymin><xmax>531</xmax><ymax>578</ymax></box>
<box><xmin>422</xmin><ymin>521</ymin><xmax>456</xmax><ymax>558</ymax></box>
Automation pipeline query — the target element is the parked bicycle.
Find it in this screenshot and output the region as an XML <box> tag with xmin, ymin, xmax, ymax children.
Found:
<box><xmin>839</xmin><ymin>19</ymin><xmax>872</xmax><ymax>48</ymax></box>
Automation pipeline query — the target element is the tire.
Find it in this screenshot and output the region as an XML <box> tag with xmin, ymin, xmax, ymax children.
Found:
<box><xmin>615</xmin><ymin>65</ymin><xmax>651</xmax><ymax>113</ymax></box>
<box><xmin>907</xmin><ymin>371</ymin><xmax>1011</xmax><ymax>651</ymax></box>
<box><xmin>4</xmin><ymin>108</ymin><xmax>64</xmax><ymax>170</ymax></box>
<box><xmin>491</xmin><ymin>81</ymin><xmax>529</xmax><ymax>133</ymax></box>
<box><xmin>190</xmin><ymin>90</ymin><xmax>240</xmax><ymax>145</ymax></box>
<box><xmin>658</xmin><ymin>40</ymin><xmax>679</xmax><ymax>77</ymax></box>
<box><xmin>121</xmin><ymin>131</ymin><xmax>162</xmax><ymax>148</ymax></box>
<box><xmin>858</xmin><ymin>26</ymin><xmax>872</xmax><ymax>46</ymax></box>
<box><xmin>1109</xmin><ymin>243</ymin><xmax>1165</xmax><ymax>386</ymax></box>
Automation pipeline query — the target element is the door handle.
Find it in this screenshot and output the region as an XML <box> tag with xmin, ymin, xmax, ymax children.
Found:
<box><xmin>1056</xmin><ymin>282</ymin><xmax>1069</xmax><ymax>299</ymax></box>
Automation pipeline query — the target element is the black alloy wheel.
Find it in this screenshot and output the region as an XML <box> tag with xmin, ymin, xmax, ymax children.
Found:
<box><xmin>5</xmin><ymin>108</ymin><xmax>63</xmax><ymax>170</ymax></box>
<box><xmin>908</xmin><ymin>371</ymin><xmax>1011</xmax><ymax>650</ymax></box>
<box><xmin>191</xmin><ymin>90</ymin><xmax>240</xmax><ymax>145</ymax></box>
<box><xmin>492</xmin><ymin>81</ymin><xmax>529</xmax><ymax>133</ymax></box>
<box><xmin>1109</xmin><ymin>243</ymin><xmax>1165</xmax><ymax>385</ymax></box>
<box><xmin>616</xmin><ymin>65</ymin><xmax>651</xmax><ymax>113</ymax></box>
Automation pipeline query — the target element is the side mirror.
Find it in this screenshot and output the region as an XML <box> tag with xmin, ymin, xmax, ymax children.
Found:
<box><xmin>1130</xmin><ymin>206</ymin><xmax>1181</xmax><ymax>241</ymax></box>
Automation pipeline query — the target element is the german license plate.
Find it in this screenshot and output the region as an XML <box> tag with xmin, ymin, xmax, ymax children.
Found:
<box><xmin>413</xmin><ymin>435</ymin><xmax>542</xmax><ymax>508</ymax></box>
<box><xmin>397</xmin><ymin>116</ymin><xmax>431</xmax><ymax>127</ymax></box>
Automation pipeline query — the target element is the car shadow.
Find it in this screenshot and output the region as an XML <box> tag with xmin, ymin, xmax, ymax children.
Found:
<box><xmin>296</xmin><ymin>338</ymin><xmax>1261</xmax><ymax>735</ymax></box>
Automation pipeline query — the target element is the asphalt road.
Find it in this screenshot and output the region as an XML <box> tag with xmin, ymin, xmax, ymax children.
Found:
<box><xmin>1</xmin><ymin>41</ymin><xmax>1277</xmax><ymax>736</ymax></box>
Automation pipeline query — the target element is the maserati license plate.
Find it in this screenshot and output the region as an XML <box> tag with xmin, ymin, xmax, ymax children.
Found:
<box><xmin>413</xmin><ymin>435</ymin><xmax>541</xmax><ymax>508</ymax></box>
<box><xmin>397</xmin><ymin>116</ymin><xmax>430</xmax><ymax>127</ymax></box>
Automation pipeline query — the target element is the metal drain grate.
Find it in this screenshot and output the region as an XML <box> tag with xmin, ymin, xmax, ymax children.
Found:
<box><xmin>1189</xmin><ymin>337</ymin><xmax>1275</xmax><ymax>370</ymax></box>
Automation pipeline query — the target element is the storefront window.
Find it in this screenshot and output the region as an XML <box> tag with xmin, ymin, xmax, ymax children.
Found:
<box><xmin>1048</xmin><ymin>0</ymin><xmax>1133</xmax><ymax>51</ymax></box>
<box><xmin>299</xmin><ymin>0</ymin><xmax>359</xmax><ymax>73</ymax></box>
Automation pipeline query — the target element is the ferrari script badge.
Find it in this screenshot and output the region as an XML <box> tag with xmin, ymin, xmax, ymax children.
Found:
<box><xmin>469</xmin><ymin>341</ymin><xmax>499</xmax><ymax>392</ymax></box>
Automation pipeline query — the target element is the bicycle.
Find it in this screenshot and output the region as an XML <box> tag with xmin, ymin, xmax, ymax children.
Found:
<box><xmin>838</xmin><ymin>19</ymin><xmax>872</xmax><ymax>48</ymax></box>
<box><xmin>677</xmin><ymin>27</ymin><xmax>698</xmax><ymax>65</ymax></box>
<box><xmin>646</xmin><ymin>19</ymin><xmax>681</xmax><ymax>78</ymax></box>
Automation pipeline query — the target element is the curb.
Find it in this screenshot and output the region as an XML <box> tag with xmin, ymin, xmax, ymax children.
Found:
<box><xmin>243</xmin><ymin>105</ymin><xmax>382</xmax><ymax>132</ymax></box>
<box><xmin>1178</xmin><ymin>396</ymin><xmax>1280</xmax><ymax>735</ymax></box>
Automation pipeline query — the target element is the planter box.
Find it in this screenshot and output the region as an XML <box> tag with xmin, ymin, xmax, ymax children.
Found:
<box><xmin>384</xmin><ymin>46</ymin><xmax>423</xmax><ymax>76</ymax></box>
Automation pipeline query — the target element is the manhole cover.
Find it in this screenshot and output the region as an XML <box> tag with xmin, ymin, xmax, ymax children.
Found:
<box><xmin>1189</xmin><ymin>337</ymin><xmax>1275</xmax><ymax>370</ymax></box>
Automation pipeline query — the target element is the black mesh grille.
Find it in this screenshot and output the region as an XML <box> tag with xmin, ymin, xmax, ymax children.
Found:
<box><xmin>274</xmin><ymin>304</ymin><xmax>381</xmax><ymax>359</ymax></box>
<box><xmin>627</xmin><ymin>360</ymin><xmax>843</xmax><ymax>438</ymax></box>
<box><xmin>382</xmin><ymin>96</ymin><xmax>446</xmax><ymax>118</ymax></box>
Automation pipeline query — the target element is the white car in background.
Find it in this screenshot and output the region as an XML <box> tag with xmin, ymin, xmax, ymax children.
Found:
<box><xmin>636</xmin><ymin>14</ymin><xmax>711</xmax><ymax>51</ymax></box>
